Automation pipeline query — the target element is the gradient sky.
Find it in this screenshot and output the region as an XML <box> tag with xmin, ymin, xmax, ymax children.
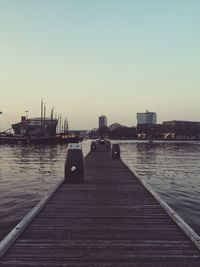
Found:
<box><xmin>0</xmin><ymin>0</ymin><xmax>200</xmax><ymax>130</ymax></box>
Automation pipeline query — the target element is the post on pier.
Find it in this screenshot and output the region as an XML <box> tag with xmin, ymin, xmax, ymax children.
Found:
<box><xmin>65</xmin><ymin>143</ymin><xmax>84</xmax><ymax>183</ymax></box>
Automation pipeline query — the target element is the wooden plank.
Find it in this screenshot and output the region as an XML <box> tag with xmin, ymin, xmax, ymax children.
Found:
<box><xmin>1</xmin><ymin>260</ymin><xmax>200</xmax><ymax>267</ymax></box>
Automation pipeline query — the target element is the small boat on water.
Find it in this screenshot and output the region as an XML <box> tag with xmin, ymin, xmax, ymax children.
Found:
<box><xmin>0</xmin><ymin>135</ymin><xmax>57</xmax><ymax>145</ymax></box>
<box><xmin>0</xmin><ymin>134</ymin><xmax>82</xmax><ymax>145</ymax></box>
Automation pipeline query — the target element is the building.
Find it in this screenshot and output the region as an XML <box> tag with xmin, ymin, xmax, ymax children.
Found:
<box><xmin>12</xmin><ymin>117</ymin><xmax>58</xmax><ymax>137</ymax></box>
<box><xmin>109</xmin><ymin>126</ymin><xmax>137</xmax><ymax>139</ymax></box>
<box><xmin>99</xmin><ymin>115</ymin><xmax>107</xmax><ymax>128</ymax></box>
<box><xmin>137</xmin><ymin>110</ymin><xmax>157</xmax><ymax>125</ymax></box>
<box><xmin>163</xmin><ymin>120</ymin><xmax>200</xmax><ymax>139</ymax></box>
<box><xmin>137</xmin><ymin>124</ymin><xmax>163</xmax><ymax>139</ymax></box>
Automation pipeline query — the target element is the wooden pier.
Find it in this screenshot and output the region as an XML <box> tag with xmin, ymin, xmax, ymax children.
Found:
<box><xmin>0</xmin><ymin>142</ymin><xmax>200</xmax><ymax>266</ymax></box>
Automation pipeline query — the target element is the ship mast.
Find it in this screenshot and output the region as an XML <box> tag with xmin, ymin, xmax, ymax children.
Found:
<box><xmin>50</xmin><ymin>107</ymin><xmax>54</xmax><ymax>120</ymax></box>
<box><xmin>44</xmin><ymin>103</ymin><xmax>46</xmax><ymax>136</ymax></box>
<box><xmin>41</xmin><ymin>99</ymin><xmax>43</xmax><ymax>136</ymax></box>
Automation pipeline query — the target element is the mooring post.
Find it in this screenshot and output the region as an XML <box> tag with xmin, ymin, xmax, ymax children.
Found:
<box><xmin>106</xmin><ymin>140</ymin><xmax>111</xmax><ymax>150</ymax></box>
<box><xmin>90</xmin><ymin>141</ymin><xmax>97</xmax><ymax>151</ymax></box>
<box><xmin>64</xmin><ymin>143</ymin><xmax>84</xmax><ymax>183</ymax></box>
<box><xmin>111</xmin><ymin>143</ymin><xmax>120</xmax><ymax>159</ymax></box>
<box><xmin>99</xmin><ymin>138</ymin><xmax>105</xmax><ymax>145</ymax></box>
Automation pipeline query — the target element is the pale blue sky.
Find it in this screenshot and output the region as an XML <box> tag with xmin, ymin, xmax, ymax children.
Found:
<box><xmin>0</xmin><ymin>0</ymin><xmax>200</xmax><ymax>130</ymax></box>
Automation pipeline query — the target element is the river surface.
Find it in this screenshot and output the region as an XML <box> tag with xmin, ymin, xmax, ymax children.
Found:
<box><xmin>0</xmin><ymin>140</ymin><xmax>200</xmax><ymax>241</ymax></box>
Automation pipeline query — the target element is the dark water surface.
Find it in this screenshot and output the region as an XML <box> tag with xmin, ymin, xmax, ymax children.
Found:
<box><xmin>0</xmin><ymin>140</ymin><xmax>200</xmax><ymax>241</ymax></box>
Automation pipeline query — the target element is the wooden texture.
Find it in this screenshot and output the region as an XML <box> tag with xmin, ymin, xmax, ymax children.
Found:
<box><xmin>0</xmin><ymin>144</ymin><xmax>200</xmax><ymax>266</ymax></box>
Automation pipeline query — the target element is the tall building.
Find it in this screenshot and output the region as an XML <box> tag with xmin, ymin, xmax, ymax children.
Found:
<box><xmin>137</xmin><ymin>110</ymin><xmax>157</xmax><ymax>125</ymax></box>
<box><xmin>99</xmin><ymin>115</ymin><xmax>107</xmax><ymax>128</ymax></box>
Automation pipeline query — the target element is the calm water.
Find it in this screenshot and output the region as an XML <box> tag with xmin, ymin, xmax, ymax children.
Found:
<box><xmin>0</xmin><ymin>140</ymin><xmax>200</xmax><ymax>241</ymax></box>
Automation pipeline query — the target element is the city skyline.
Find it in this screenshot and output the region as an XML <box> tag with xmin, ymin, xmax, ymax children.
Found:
<box><xmin>0</xmin><ymin>0</ymin><xmax>200</xmax><ymax>130</ymax></box>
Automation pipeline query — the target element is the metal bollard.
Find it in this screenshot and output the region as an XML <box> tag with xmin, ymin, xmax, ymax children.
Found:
<box><xmin>64</xmin><ymin>143</ymin><xmax>84</xmax><ymax>183</ymax></box>
<box><xmin>106</xmin><ymin>140</ymin><xmax>111</xmax><ymax>150</ymax></box>
<box><xmin>90</xmin><ymin>141</ymin><xmax>97</xmax><ymax>151</ymax></box>
<box><xmin>99</xmin><ymin>139</ymin><xmax>105</xmax><ymax>145</ymax></box>
<box><xmin>111</xmin><ymin>143</ymin><xmax>120</xmax><ymax>159</ymax></box>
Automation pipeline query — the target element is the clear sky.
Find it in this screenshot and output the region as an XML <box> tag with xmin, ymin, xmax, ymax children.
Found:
<box><xmin>0</xmin><ymin>0</ymin><xmax>200</xmax><ymax>130</ymax></box>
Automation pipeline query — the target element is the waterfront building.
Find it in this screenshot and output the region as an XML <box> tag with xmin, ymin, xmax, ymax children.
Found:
<box><xmin>99</xmin><ymin>115</ymin><xmax>107</xmax><ymax>128</ymax></box>
<box><xmin>137</xmin><ymin>110</ymin><xmax>157</xmax><ymax>125</ymax></box>
<box><xmin>137</xmin><ymin>124</ymin><xmax>163</xmax><ymax>139</ymax></box>
<box><xmin>163</xmin><ymin>120</ymin><xmax>200</xmax><ymax>139</ymax></box>
<box><xmin>12</xmin><ymin>117</ymin><xmax>58</xmax><ymax>137</ymax></box>
<box><xmin>109</xmin><ymin>126</ymin><xmax>137</xmax><ymax>139</ymax></box>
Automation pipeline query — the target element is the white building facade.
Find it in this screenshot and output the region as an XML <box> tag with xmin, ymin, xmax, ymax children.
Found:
<box><xmin>137</xmin><ymin>111</ymin><xmax>157</xmax><ymax>125</ymax></box>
